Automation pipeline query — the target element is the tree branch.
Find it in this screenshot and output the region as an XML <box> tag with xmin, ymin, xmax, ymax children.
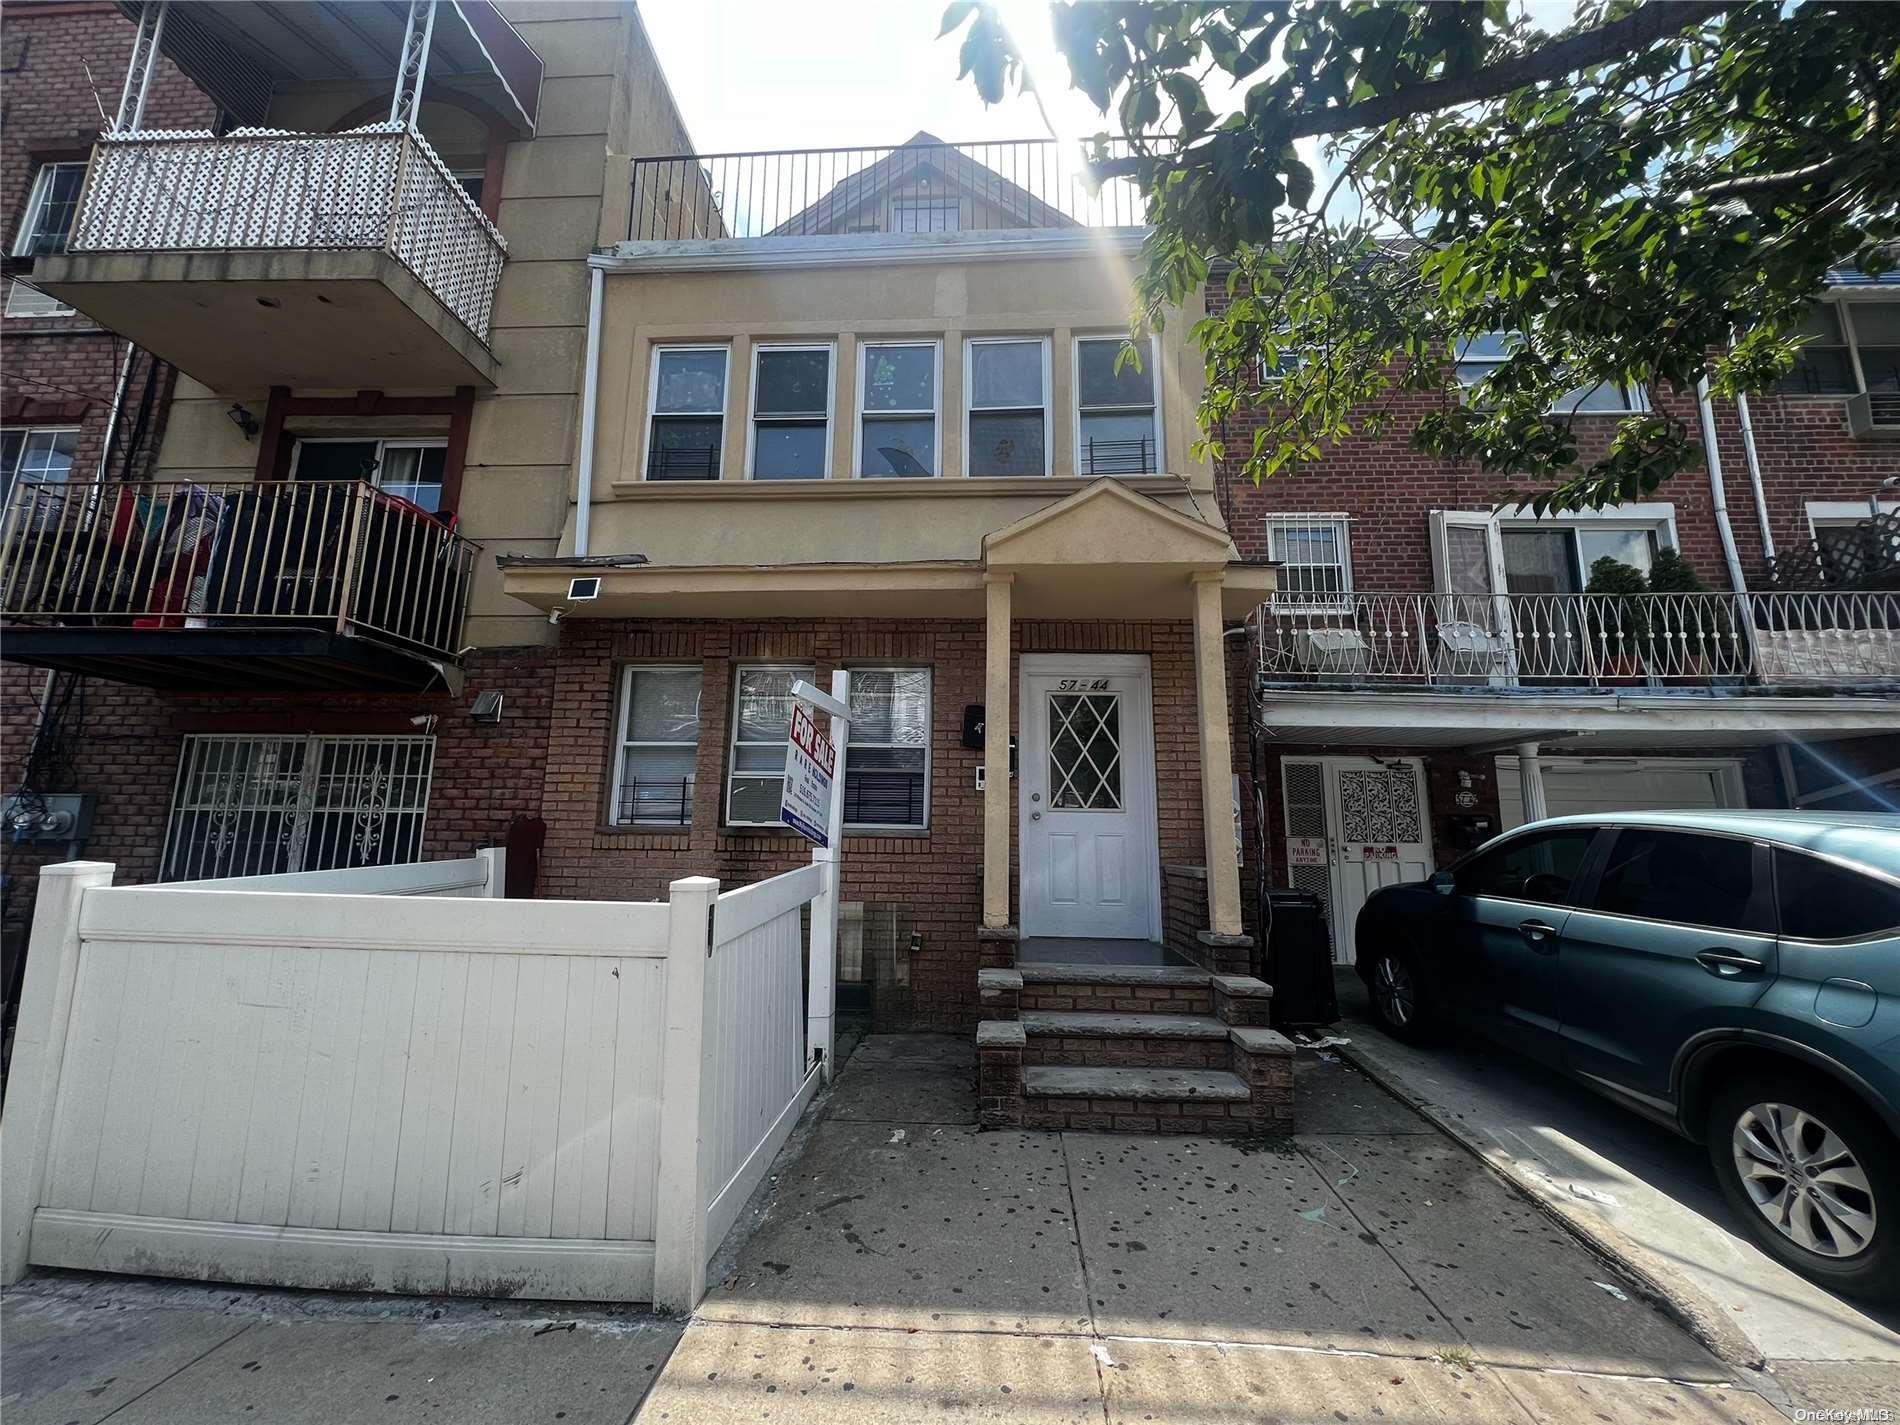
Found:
<box><xmin>1281</xmin><ymin>0</ymin><xmax>1738</xmax><ymax>139</ymax></box>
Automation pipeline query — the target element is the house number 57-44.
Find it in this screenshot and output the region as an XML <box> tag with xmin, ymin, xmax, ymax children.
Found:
<box><xmin>1056</xmin><ymin>678</ymin><xmax>1112</xmax><ymax>692</ymax></box>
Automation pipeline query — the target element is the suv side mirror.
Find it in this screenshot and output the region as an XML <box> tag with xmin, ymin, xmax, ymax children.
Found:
<box><xmin>1429</xmin><ymin>869</ymin><xmax>1457</xmax><ymax>895</ymax></box>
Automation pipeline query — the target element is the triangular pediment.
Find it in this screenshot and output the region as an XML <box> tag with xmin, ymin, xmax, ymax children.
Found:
<box><xmin>984</xmin><ymin>479</ymin><xmax>1235</xmax><ymax>568</ymax></box>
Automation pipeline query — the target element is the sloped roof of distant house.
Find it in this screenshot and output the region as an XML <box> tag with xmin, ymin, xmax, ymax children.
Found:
<box><xmin>767</xmin><ymin>131</ymin><xmax>1081</xmax><ymax>237</ymax></box>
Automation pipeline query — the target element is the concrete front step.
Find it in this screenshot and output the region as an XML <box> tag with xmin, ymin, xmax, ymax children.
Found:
<box><xmin>1021</xmin><ymin>1010</ymin><xmax>1230</xmax><ymax>1069</ymax></box>
<box><xmin>1017</xmin><ymin>962</ymin><xmax>1217</xmax><ymax>1016</ymax></box>
<box><xmin>1018</xmin><ymin>1064</ymin><xmax>1260</xmax><ymax>1134</ymax></box>
<box><xmin>1025</xmin><ymin>1065</ymin><xmax>1250</xmax><ymax>1100</ymax></box>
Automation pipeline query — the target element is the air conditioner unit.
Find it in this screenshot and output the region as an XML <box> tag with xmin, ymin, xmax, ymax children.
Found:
<box><xmin>1435</xmin><ymin>621</ymin><xmax>1513</xmax><ymax>684</ymax></box>
<box><xmin>1289</xmin><ymin>627</ymin><xmax>1369</xmax><ymax>676</ymax></box>
<box><xmin>1846</xmin><ymin>391</ymin><xmax>1900</xmax><ymax>438</ymax></box>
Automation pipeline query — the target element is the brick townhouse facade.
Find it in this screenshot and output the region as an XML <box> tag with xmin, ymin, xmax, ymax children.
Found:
<box><xmin>2</xmin><ymin>5</ymin><xmax>1894</xmax><ymax>1095</ymax></box>
<box><xmin>1211</xmin><ymin>274</ymin><xmax>1900</xmax><ymax>961</ymax></box>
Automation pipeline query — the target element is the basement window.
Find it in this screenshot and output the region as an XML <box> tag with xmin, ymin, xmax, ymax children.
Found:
<box><xmin>161</xmin><ymin>734</ymin><xmax>434</xmax><ymax>881</ymax></box>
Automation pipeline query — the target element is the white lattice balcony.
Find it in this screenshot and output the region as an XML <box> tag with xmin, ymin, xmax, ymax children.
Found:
<box><xmin>33</xmin><ymin>125</ymin><xmax>505</xmax><ymax>390</ymax></box>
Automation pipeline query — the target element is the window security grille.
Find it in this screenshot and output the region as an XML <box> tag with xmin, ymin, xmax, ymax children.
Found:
<box><xmin>161</xmin><ymin>734</ymin><xmax>434</xmax><ymax>881</ymax></box>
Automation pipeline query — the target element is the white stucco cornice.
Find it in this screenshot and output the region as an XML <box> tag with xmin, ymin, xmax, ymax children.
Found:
<box><xmin>592</xmin><ymin>227</ymin><xmax>1150</xmax><ymax>275</ymax></box>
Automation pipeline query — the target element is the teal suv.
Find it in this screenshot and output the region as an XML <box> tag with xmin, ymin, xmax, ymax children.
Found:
<box><xmin>1355</xmin><ymin>811</ymin><xmax>1900</xmax><ymax>1302</ymax></box>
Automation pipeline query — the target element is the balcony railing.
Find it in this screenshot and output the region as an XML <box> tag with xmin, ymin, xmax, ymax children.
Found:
<box><xmin>1256</xmin><ymin>591</ymin><xmax>1900</xmax><ymax>690</ymax></box>
<box><xmin>1</xmin><ymin>478</ymin><xmax>477</xmax><ymax>663</ymax></box>
<box><xmin>67</xmin><ymin>124</ymin><xmax>506</xmax><ymax>341</ymax></box>
<box><xmin>629</xmin><ymin>137</ymin><xmax>1146</xmax><ymax>242</ymax></box>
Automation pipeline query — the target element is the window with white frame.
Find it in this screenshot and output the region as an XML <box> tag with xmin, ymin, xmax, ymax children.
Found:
<box><xmin>891</xmin><ymin>197</ymin><xmax>960</xmax><ymax>232</ymax></box>
<box><xmin>1433</xmin><ymin>508</ymin><xmax>1677</xmax><ymax>597</ymax></box>
<box><xmin>1266</xmin><ymin>515</ymin><xmax>1353</xmax><ymax>608</ymax></box>
<box><xmin>1075</xmin><ymin>335</ymin><xmax>1159</xmax><ymax>475</ymax></box>
<box><xmin>858</xmin><ymin>341</ymin><xmax>939</xmax><ymax>477</ymax></box>
<box><xmin>1</xmin><ymin>426</ymin><xmax>78</xmax><ymax>499</ymax></box>
<box><xmin>966</xmin><ymin>337</ymin><xmax>1048</xmax><ymax>476</ymax></box>
<box><xmin>11</xmin><ymin>162</ymin><xmax>86</xmax><ymax>258</ymax></box>
<box><xmin>291</xmin><ymin>438</ymin><xmax>447</xmax><ymax>513</ymax></box>
<box><xmin>844</xmin><ymin>668</ymin><xmax>930</xmax><ymax>829</ymax></box>
<box><xmin>728</xmin><ymin>664</ymin><xmax>814</xmax><ymax>825</ymax></box>
<box><xmin>646</xmin><ymin>345</ymin><xmax>728</xmax><ymax>480</ymax></box>
<box><xmin>750</xmin><ymin>344</ymin><xmax>833</xmax><ymax>479</ymax></box>
<box><xmin>5</xmin><ymin>279</ymin><xmax>74</xmax><ymax>318</ymax></box>
<box><xmin>612</xmin><ymin>665</ymin><xmax>702</xmax><ymax>826</ymax></box>
<box><xmin>1454</xmin><ymin>332</ymin><xmax>1649</xmax><ymax>414</ymax></box>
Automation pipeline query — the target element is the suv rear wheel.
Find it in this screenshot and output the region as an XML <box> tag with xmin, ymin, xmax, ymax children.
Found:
<box><xmin>1706</xmin><ymin>1071</ymin><xmax>1900</xmax><ymax>1303</ymax></box>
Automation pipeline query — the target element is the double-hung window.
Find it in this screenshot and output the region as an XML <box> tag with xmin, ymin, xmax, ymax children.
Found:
<box><xmin>11</xmin><ymin>162</ymin><xmax>86</xmax><ymax>258</ymax></box>
<box><xmin>1075</xmin><ymin>335</ymin><xmax>1160</xmax><ymax>475</ymax></box>
<box><xmin>749</xmin><ymin>344</ymin><xmax>833</xmax><ymax>479</ymax></box>
<box><xmin>966</xmin><ymin>337</ymin><xmax>1049</xmax><ymax>476</ymax></box>
<box><xmin>844</xmin><ymin>668</ymin><xmax>930</xmax><ymax>829</ymax></box>
<box><xmin>1455</xmin><ymin>332</ymin><xmax>1649</xmax><ymax>414</ymax></box>
<box><xmin>728</xmin><ymin>665</ymin><xmax>814</xmax><ymax>825</ymax></box>
<box><xmin>613</xmin><ymin>665</ymin><xmax>702</xmax><ymax>826</ymax></box>
<box><xmin>858</xmin><ymin>341</ymin><xmax>939</xmax><ymax>477</ymax></box>
<box><xmin>647</xmin><ymin>345</ymin><xmax>728</xmax><ymax>480</ymax></box>
<box><xmin>1266</xmin><ymin>515</ymin><xmax>1353</xmax><ymax>609</ymax></box>
<box><xmin>2</xmin><ymin>426</ymin><xmax>78</xmax><ymax>499</ymax></box>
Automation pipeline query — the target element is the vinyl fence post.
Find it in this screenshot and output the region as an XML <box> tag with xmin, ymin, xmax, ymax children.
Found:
<box><xmin>473</xmin><ymin>846</ymin><xmax>506</xmax><ymax>897</ymax></box>
<box><xmin>1</xmin><ymin>861</ymin><xmax>115</xmax><ymax>1284</ymax></box>
<box><xmin>652</xmin><ymin>874</ymin><xmax>718</xmax><ymax>1313</ymax></box>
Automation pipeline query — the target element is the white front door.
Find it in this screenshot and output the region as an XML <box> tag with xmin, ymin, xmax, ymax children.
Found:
<box><xmin>1282</xmin><ymin>756</ymin><xmax>1433</xmax><ymax>963</ymax></box>
<box><xmin>1019</xmin><ymin>655</ymin><xmax>1160</xmax><ymax>939</ymax></box>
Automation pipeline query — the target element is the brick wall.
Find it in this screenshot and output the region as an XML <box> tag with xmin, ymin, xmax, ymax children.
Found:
<box><xmin>533</xmin><ymin>617</ymin><xmax>1212</xmax><ymax>1031</ymax></box>
<box><xmin>0</xmin><ymin>647</ymin><xmax>553</xmax><ymax>920</ymax></box>
<box><xmin>2</xmin><ymin>2</ymin><xmax>212</xmax><ymax>485</ymax></box>
<box><xmin>1202</xmin><ymin>283</ymin><xmax>1893</xmax><ymax>590</ymax></box>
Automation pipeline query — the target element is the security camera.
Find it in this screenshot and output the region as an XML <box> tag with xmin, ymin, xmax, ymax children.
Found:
<box><xmin>548</xmin><ymin>606</ymin><xmax>566</xmax><ymax>626</ymax></box>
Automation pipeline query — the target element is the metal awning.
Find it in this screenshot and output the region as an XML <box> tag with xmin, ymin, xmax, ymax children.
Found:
<box><xmin>118</xmin><ymin>0</ymin><xmax>541</xmax><ymax>136</ymax></box>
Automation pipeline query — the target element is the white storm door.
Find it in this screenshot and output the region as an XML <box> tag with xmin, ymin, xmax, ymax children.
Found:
<box><xmin>1323</xmin><ymin>756</ymin><xmax>1433</xmax><ymax>963</ymax></box>
<box><xmin>1019</xmin><ymin>655</ymin><xmax>1160</xmax><ymax>939</ymax></box>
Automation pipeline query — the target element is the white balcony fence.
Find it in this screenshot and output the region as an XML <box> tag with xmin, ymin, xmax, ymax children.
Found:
<box><xmin>69</xmin><ymin>124</ymin><xmax>505</xmax><ymax>341</ymax></box>
<box><xmin>1</xmin><ymin>851</ymin><xmax>837</xmax><ymax>1310</ymax></box>
<box><xmin>1257</xmin><ymin>591</ymin><xmax>1900</xmax><ymax>688</ymax></box>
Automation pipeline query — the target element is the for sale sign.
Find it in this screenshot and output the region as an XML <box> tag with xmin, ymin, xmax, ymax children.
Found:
<box><xmin>780</xmin><ymin>702</ymin><xmax>836</xmax><ymax>846</ymax></box>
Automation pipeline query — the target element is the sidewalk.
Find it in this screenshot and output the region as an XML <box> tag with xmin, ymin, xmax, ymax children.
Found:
<box><xmin>634</xmin><ymin>1034</ymin><xmax>1789</xmax><ymax>1423</ymax></box>
<box><xmin>1330</xmin><ymin>971</ymin><xmax>1900</xmax><ymax>1419</ymax></box>
<box><xmin>0</xmin><ymin>1033</ymin><xmax>1823</xmax><ymax>1424</ymax></box>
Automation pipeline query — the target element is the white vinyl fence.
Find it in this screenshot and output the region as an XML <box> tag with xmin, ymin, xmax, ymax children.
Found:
<box><xmin>1</xmin><ymin>850</ymin><xmax>835</xmax><ymax>1310</ymax></box>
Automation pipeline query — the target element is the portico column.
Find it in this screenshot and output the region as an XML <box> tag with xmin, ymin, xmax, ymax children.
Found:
<box><xmin>983</xmin><ymin>573</ymin><xmax>1014</xmax><ymax>929</ymax></box>
<box><xmin>1190</xmin><ymin>572</ymin><xmax>1244</xmax><ymax>936</ymax></box>
<box><xmin>1517</xmin><ymin>741</ymin><xmax>1550</xmax><ymax>822</ymax></box>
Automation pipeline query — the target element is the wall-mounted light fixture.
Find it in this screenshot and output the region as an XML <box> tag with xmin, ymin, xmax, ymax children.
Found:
<box><xmin>227</xmin><ymin>404</ymin><xmax>260</xmax><ymax>439</ymax></box>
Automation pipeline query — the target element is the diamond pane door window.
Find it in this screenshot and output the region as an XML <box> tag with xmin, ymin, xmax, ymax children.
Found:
<box><xmin>1048</xmin><ymin>693</ymin><xmax>1123</xmax><ymax>810</ymax></box>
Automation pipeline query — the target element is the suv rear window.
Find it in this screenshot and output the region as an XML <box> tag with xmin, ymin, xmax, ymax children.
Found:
<box><xmin>1775</xmin><ymin>849</ymin><xmax>1900</xmax><ymax>941</ymax></box>
<box><xmin>1591</xmin><ymin>829</ymin><xmax>1773</xmax><ymax>934</ymax></box>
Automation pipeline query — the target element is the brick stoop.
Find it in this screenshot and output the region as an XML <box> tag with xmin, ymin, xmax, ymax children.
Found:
<box><xmin>976</xmin><ymin>962</ymin><xmax>1294</xmax><ymax>1134</ymax></box>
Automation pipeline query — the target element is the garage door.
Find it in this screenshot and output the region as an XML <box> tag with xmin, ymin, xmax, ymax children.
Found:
<box><xmin>1497</xmin><ymin>756</ymin><xmax>1743</xmax><ymax>829</ymax></box>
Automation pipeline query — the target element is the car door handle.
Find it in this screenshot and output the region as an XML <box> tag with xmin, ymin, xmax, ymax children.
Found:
<box><xmin>1696</xmin><ymin>950</ymin><xmax>1765</xmax><ymax>976</ymax></box>
<box><xmin>1518</xmin><ymin>919</ymin><xmax>1560</xmax><ymax>952</ymax></box>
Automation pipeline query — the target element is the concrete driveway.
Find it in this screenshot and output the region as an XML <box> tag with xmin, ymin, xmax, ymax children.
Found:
<box><xmin>638</xmin><ymin>1033</ymin><xmax>1791</xmax><ymax>1423</ymax></box>
<box><xmin>1332</xmin><ymin>970</ymin><xmax>1900</xmax><ymax>1417</ymax></box>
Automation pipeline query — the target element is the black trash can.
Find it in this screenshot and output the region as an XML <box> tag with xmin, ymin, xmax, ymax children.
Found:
<box><xmin>1262</xmin><ymin>888</ymin><xmax>1339</xmax><ymax>1030</ymax></box>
